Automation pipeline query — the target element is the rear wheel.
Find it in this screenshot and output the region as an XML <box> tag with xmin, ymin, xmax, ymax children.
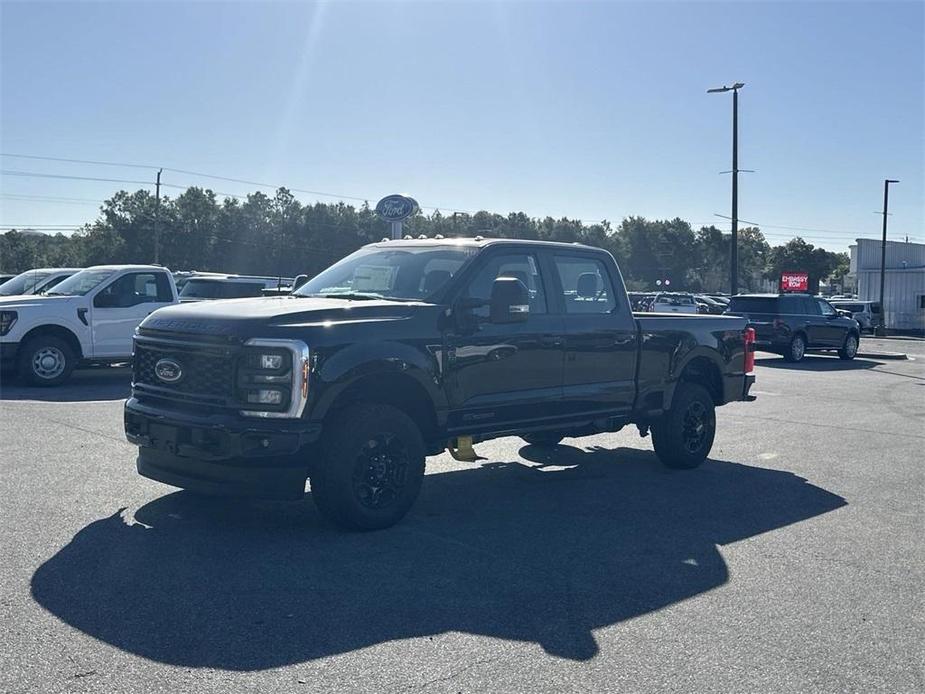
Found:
<box><xmin>838</xmin><ymin>332</ymin><xmax>859</xmax><ymax>360</ymax></box>
<box><xmin>783</xmin><ymin>333</ymin><xmax>806</xmax><ymax>363</ymax></box>
<box><xmin>17</xmin><ymin>335</ymin><xmax>77</xmax><ymax>386</ymax></box>
<box><xmin>521</xmin><ymin>432</ymin><xmax>565</xmax><ymax>447</ymax></box>
<box><xmin>311</xmin><ymin>403</ymin><xmax>425</xmax><ymax>530</ymax></box>
<box><xmin>651</xmin><ymin>383</ymin><xmax>716</xmax><ymax>469</ymax></box>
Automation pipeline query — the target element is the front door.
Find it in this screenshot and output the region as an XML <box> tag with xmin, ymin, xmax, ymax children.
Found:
<box><xmin>444</xmin><ymin>251</ymin><xmax>565</xmax><ymax>434</ymax></box>
<box><xmin>549</xmin><ymin>252</ymin><xmax>638</xmax><ymax>418</ymax></box>
<box><xmin>91</xmin><ymin>272</ymin><xmax>174</xmax><ymax>357</ymax></box>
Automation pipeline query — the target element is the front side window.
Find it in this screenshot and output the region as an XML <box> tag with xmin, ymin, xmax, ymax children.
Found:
<box><xmin>553</xmin><ymin>255</ymin><xmax>616</xmax><ymax>314</ymax></box>
<box><xmin>817</xmin><ymin>299</ymin><xmax>836</xmax><ymax>317</ymax></box>
<box><xmin>93</xmin><ymin>273</ymin><xmax>167</xmax><ymax>308</ymax></box>
<box><xmin>463</xmin><ymin>253</ymin><xmax>547</xmax><ymax>317</ymax></box>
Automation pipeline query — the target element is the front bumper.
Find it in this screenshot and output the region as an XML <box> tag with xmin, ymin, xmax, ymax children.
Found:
<box><xmin>124</xmin><ymin>397</ymin><xmax>321</xmax><ymax>500</ymax></box>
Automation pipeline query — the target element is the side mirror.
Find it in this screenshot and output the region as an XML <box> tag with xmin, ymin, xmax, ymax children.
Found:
<box><xmin>93</xmin><ymin>293</ymin><xmax>117</xmax><ymax>309</ymax></box>
<box><xmin>490</xmin><ymin>277</ymin><xmax>529</xmax><ymax>324</ymax></box>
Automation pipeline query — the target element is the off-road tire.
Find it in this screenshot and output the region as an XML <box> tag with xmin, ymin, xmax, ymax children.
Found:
<box><xmin>651</xmin><ymin>382</ymin><xmax>716</xmax><ymax>470</ymax></box>
<box><xmin>311</xmin><ymin>403</ymin><xmax>425</xmax><ymax>531</ymax></box>
<box><xmin>17</xmin><ymin>335</ymin><xmax>77</xmax><ymax>387</ymax></box>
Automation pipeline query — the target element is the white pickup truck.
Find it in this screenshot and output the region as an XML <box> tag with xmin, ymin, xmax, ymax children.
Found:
<box><xmin>0</xmin><ymin>265</ymin><xmax>178</xmax><ymax>386</ymax></box>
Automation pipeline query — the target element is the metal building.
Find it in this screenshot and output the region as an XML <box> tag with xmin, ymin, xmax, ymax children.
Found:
<box><xmin>849</xmin><ymin>239</ymin><xmax>925</xmax><ymax>332</ymax></box>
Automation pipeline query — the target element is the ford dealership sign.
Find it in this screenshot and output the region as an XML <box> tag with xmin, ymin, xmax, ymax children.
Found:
<box><xmin>375</xmin><ymin>194</ymin><xmax>419</xmax><ymax>222</ymax></box>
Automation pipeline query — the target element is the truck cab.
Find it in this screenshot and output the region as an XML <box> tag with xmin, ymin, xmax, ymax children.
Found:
<box><xmin>0</xmin><ymin>265</ymin><xmax>178</xmax><ymax>385</ymax></box>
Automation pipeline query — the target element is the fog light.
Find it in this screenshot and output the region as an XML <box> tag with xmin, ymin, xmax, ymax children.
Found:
<box><xmin>260</xmin><ymin>354</ymin><xmax>284</xmax><ymax>370</ymax></box>
<box><xmin>246</xmin><ymin>389</ymin><xmax>283</xmax><ymax>405</ymax></box>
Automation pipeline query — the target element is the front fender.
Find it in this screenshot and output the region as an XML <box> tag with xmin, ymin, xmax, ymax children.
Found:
<box><xmin>3</xmin><ymin>312</ymin><xmax>90</xmax><ymax>354</ymax></box>
<box><xmin>309</xmin><ymin>340</ymin><xmax>446</xmax><ymax>421</ymax></box>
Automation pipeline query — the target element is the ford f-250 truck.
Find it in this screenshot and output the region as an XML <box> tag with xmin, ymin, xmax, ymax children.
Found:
<box><xmin>124</xmin><ymin>239</ymin><xmax>756</xmax><ymax>530</ymax></box>
<box><xmin>1</xmin><ymin>265</ymin><xmax>179</xmax><ymax>386</ymax></box>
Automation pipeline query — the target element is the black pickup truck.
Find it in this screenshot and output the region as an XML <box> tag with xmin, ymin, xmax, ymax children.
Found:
<box><xmin>125</xmin><ymin>238</ymin><xmax>756</xmax><ymax>529</ymax></box>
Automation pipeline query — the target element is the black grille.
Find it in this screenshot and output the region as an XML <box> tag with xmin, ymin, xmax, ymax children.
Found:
<box><xmin>133</xmin><ymin>338</ymin><xmax>237</xmax><ymax>402</ymax></box>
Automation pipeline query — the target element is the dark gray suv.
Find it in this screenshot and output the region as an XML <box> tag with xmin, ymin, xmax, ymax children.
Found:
<box><xmin>725</xmin><ymin>294</ymin><xmax>860</xmax><ymax>362</ymax></box>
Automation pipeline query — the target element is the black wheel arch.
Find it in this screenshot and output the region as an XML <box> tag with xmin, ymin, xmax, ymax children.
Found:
<box><xmin>20</xmin><ymin>324</ymin><xmax>83</xmax><ymax>360</ymax></box>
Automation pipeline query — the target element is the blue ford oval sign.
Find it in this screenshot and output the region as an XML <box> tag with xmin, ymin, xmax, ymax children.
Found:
<box><xmin>375</xmin><ymin>194</ymin><xmax>419</xmax><ymax>222</ymax></box>
<box><xmin>154</xmin><ymin>358</ymin><xmax>183</xmax><ymax>383</ymax></box>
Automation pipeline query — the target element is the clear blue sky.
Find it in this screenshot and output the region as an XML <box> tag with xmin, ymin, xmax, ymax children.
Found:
<box><xmin>1</xmin><ymin>0</ymin><xmax>922</xmax><ymax>250</ymax></box>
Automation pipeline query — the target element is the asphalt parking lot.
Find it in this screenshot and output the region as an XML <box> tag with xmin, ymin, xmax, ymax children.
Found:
<box><xmin>1</xmin><ymin>338</ymin><xmax>923</xmax><ymax>693</ymax></box>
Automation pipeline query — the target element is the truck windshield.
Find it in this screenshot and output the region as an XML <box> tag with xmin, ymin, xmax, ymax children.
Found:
<box><xmin>0</xmin><ymin>270</ymin><xmax>54</xmax><ymax>295</ymax></box>
<box><xmin>294</xmin><ymin>246</ymin><xmax>477</xmax><ymax>301</ymax></box>
<box><xmin>46</xmin><ymin>269</ymin><xmax>116</xmax><ymax>296</ymax></box>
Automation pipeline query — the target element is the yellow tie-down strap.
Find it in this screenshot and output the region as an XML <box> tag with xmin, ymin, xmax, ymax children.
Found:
<box><xmin>447</xmin><ymin>435</ymin><xmax>479</xmax><ymax>462</ymax></box>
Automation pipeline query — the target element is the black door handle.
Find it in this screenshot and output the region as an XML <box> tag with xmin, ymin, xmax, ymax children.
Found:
<box><xmin>540</xmin><ymin>336</ymin><xmax>564</xmax><ymax>346</ymax></box>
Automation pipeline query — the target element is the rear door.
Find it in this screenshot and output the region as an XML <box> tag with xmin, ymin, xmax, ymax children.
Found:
<box><xmin>549</xmin><ymin>252</ymin><xmax>638</xmax><ymax>417</ymax></box>
<box><xmin>91</xmin><ymin>272</ymin><xmax>175</xmax><ymax>357</ymax></box>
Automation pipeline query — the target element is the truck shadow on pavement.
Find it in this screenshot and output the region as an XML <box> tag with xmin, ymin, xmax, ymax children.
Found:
<box><xmin>755</xmin><ymin>355</ymin><xmax>882</xmax><ymax>371</ymax></box>
<box><xmin>0</xmin><ymin>367</ymin><xmax>132</xmax><ymax>402</ymax></box>
<box><xmin>31</xmin><ymin>447</ymin><xmax>846</xmax><ymax>669</ymax></box>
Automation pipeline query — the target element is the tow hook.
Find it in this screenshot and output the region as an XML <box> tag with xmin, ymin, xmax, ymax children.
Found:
<box><xmin>447</xmin><ymin>435</ymin><xmax>481</xmax><ymax>462</ymax></box>
<box><xmin>637</xmin><ymin>424</ymin><xmax>650</xmax><ymax>439</ymax></box>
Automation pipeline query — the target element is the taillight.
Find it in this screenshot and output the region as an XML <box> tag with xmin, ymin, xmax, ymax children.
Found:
<box><xmin>744</xmin><ymin>327</ymin><xmax>756</xmax><ymax>373</ymax></box>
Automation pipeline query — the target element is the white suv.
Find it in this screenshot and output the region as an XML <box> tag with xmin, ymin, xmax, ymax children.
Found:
<box><xmin>0</xmin><ymin>265</ymin><xmax>178</xmax><ymax>386</ymax></box>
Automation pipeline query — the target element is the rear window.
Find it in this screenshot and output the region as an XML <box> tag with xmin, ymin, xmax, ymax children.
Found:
<box><xmin>727</xmin><ymin>297</ymin><xmax>779</xmax><ymax>313</ymax></box>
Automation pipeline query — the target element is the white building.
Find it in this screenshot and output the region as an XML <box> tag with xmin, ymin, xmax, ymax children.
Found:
<box><xmin>849</xmin><ymin>239</ymin><xmax>925</xmax><ymax>332</ymax></box>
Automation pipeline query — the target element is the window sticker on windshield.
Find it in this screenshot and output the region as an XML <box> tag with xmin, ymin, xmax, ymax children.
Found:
<box><xmin>353</xmin><ymin>265</ymin><xmax>395</xmax><ymax>292</ymax></box>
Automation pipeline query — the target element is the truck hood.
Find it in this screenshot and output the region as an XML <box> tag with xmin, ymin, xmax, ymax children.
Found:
<box><xmin>141</xmin><ymin>295</ymin><xmax>430</xmax><ymax>337</ymax></box>
<box><xmin>0</xmin><ymin>294</ymin><xmax>78</xmax><ymax>310</ymax></box>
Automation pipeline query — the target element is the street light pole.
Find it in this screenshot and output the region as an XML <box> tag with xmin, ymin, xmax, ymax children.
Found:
<box><xmin>708</xmin><ymin>82</ymin><xmax>745</xmax><ymax>295</ymax></box>
<box><xmin>877</xmin><ymin>178</ymin><xmax>900</xmax><ymax>335</ymax></box>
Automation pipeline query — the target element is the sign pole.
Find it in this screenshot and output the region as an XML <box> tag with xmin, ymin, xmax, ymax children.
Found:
<box><xmin>391</xmin><ymin>221</ymin><xmax>402</xmax><ymax>240</ymax></box>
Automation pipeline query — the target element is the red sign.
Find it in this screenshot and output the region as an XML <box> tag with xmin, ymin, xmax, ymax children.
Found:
<box><xmin>780</xmin><ymin>271</ymin><xmax>809</xmax><ymax>292</ymax></box>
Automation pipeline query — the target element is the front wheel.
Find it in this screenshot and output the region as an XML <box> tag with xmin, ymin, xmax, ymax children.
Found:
<box><xmin>311</xmin><ymin>403</ymin><xmax>425</xmax><ymax>531</ymax></box>
<box><xmin>651</xmin><ymin>383</ymin><xmax>716</xmax><ymax>469</ymax></box>
<box><xmin>17</xmin><ymin>335</ymin><xmax>77</xmax><ymax>386</ymax></box>
<box><xmin>838</xmin><ymin>333</ymin><xmax>859</xmax><ymax>360</ymax></box>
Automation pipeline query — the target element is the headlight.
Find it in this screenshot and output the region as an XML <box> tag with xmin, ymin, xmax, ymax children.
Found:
<box><xmin>238</xmin><ymin>339</ymin><xmax>310</xmax><ymax>418</ymax></box>
<box><xmin>0</xmin><ymin>311</ymin><xmax>17</xmax><ymax>336</ymax></box>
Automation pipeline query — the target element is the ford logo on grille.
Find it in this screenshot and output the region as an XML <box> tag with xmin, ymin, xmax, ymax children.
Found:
<box><xmin>154</xmin><ymin>358</ymin><xmax>183</xmax><ymax>383</ymax></box>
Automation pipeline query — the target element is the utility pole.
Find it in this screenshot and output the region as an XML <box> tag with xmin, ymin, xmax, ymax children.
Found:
<box><xmin>153</xmin><ymin>168</ymin><xmax>163</xmax><ymax>264</ymax></box>
<box><xmin>707</xmin><ymin>82</ymin><xmax>745</xmax><ymax>295</ymax></box>
<box><xmin>877</xmin><ymin>178</ymin><xmax>900</xmax><ymax>335</ymax></box>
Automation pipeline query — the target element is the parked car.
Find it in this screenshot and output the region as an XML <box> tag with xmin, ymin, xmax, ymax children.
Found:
<box><xmin>125</xmin><ymin>237</ymin><xmax>756</xmax><ymax>530</ymax></box>
<box><xmin>178</xmin><ymin>275</ymin><xmax>295</xmax><ymax>302</ymax></box>
<box><xmin>828</xmin><ymin>299</ymin><xmax>880</xmax><ymax>333</ymax></box>
<box><xmin>0</xmin><ymin>265</ymin><xmax>178</xmax><ymax>385</ymax></box>
<box><xmin>694</xmin><ymin>295</ymin><xmax>726</xmax><ymax>314</ymax></box>
<box><xmin>649</xmin><ymin>292</ymin><xmax>699</xmax><ymax>314</ymax></box>
<box><xmin>0</xmin><ymin>268</ymin><xmax>81</xmax><ymax>296</ymax></box>
<box><xmin>725</xmin><ymin>293</ymin><xmax>860</xmax><ymax>362</ymax></box>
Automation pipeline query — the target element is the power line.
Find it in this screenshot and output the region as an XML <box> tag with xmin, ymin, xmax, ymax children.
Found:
<box><xmin>1</xmin><ymin>169</ymin><xmax>155</xmax><ymax>186</ymax></box>
<box><xmin>0</xmin><ymin>152</ymin><xmax>158</xmax><ymax>170</ymax></box>
<box><xmin>0</xmin><ymin>193</ymin><xmax>106</xmax><ymax>204</ymax></box>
